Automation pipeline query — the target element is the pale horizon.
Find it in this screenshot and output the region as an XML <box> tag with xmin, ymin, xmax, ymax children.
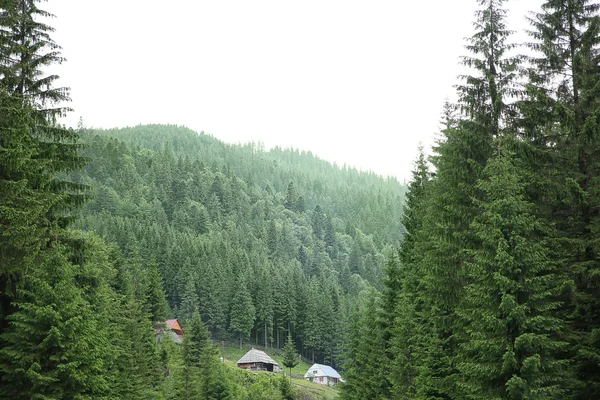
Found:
<box><xmin>47</xmin><ymin>0</ymin><xmax>544</xmax><ymax>181</ymax></box>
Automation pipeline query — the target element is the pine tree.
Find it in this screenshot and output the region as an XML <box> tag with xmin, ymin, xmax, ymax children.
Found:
<box><xmin>282</xmin><ymin>333</ymin><xmax>299</xmax><ymax>382</ymax></box>
<box><xmin>458</xmin><ymin>145</ymin><xmax>570</xmax><ymax>399</ymax></box>
<box><xmin>180</xmin><ymin>309</ymin><xmax>213</xmax><ymax>399</ymax></box>
<box><xmin>382</xmin><ymin>146</ymin><xmax>431</xmax><ymax>397</ymax></box>
<box><xmin>279</xmin><ymin>371</ymin><xmax>296</xmax><ymax>400</ymax></box>
<box><xmin>255</xmin><ymin>262</ymin><xmax>274</xmax><ymax>348</ymax></box>
<box><xmin>414</xmin><ymin>1</ymin><xmax>518</xmax><ymax>395</ymax></box>
<box><xmin>0</xmin><ymin>247</ymin><xmax>110</xmax><ymax>399</ymax></box>
<box><xmin>0</xmin><ymin>2</ymin><xmax>98</xmax><ymax>396</ymax></box>
<box><xmin>303</xmin><ymin>278</ymin><xmax>322</xmax><ymax>362</ymax></box>
<box><xmin>312</xmin><ymin>205</ymin><xmax>325</xmax><ymax>240</ymax></box>
<box><xmin>112</xmin><ymin>261</ymin><xmax>163</xmax><ymax>400</ymax></box>
<box><xmin>179</xmin><ymin>274</ymin><xmax>199</xmax><ymax>326</ymax></box>
<box><xmin>339</xmin><ymin>288</ymin><xmax>388</xmax><ymax>400</ymax></box>
<box><xmin>284</xmin><ymin>181</ymin><xmax>298</xmax><ymax>211</ymax></box>
<box><xmin>522</xmin><ymin>2</ymin><xmax>600</xmax><ymax>395</ymax></box>
<box><xmin>229</xmin><ymin>275</ymin><xmax>255</xmax><ymax>349</ymax></box>
<box><xmin>145</xmin><ymin>257</ymin><xmax>169</xmax><ymax>323</ymax></box>
<box><xmin>0</xmin><ymin>0</ymin><xmax>87</xmax><ymax>334</ymax></box>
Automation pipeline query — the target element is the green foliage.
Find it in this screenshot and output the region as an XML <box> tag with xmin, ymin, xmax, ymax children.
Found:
<box><xmin>339</xmin><ymin>288</ymin><xmax>388</xmax><ymax>400</ymax></box>
<box><xmin>0</xmin><ymin>2</ymin><xmax>104</xmax><ymax>399</ymax></box>
<box><xmin>180</xmin><ymin>276</ymin><xmax>200</xmax><ymax>327</ymax></box>
<box><xmin>0</xmin><ymin>245</ymin><xmax>111</xmax><ymax>399</ymax></box>
<box><xmin>229</xmin><ymin>275</ymin><xmax>256</xmax><ymax>349</ymax></box>
<box><xmin>523</xmin><ymin>1</ymin><xmax>600</xmax><ymax>396</ymax></box>
<box><xmin>69</xmin><ymin>124</ymin><xmax>404</xmax><ymax>366</ymax></box>
<box><xmin>180</xmin><ymin>310</ymin><xmax>214</xmax><ymax>399</ymax></box>
<box><xmin>145</xmin><ymin>258</ymin><xmax>169</xmax><ymax>323</ymax></box>
<box><xmin>343</xmin><ymin>2</ymin><xmax>600</xmax><ymax>400</ymax></box>
<box><xmin>1</xmin><ymin>1</ymin><xmax>405</xmax><ymax>398</ymax></box>
<box><xmin>0</xmin><ymin>0</ymin><xmax>87</xmax><ymax>336</ymax></box>
<box><xmin>282</xmin><ymin>333</ymin><xmax>299</xmax><ymax>380</ymax></box>
<box><xmin>457</xmin><ymin>148</ymin><xmax>571</xmax><ymax>399</ymax></box>
<box><xmin>279</xmin><ymin>372</ymin><xmax>296</xmax><ymax>400</ymax></box>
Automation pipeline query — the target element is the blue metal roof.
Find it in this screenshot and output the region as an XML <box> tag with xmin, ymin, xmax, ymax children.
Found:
<box><xmin>309</xmin><ymin>363</ymin><xmax>341</xmax><ymax>379</ymax></box>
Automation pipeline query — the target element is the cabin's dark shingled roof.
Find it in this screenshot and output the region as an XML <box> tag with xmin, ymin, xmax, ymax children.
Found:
<box><xmin>236</xmin><ymin>348</ymin><xmax>280</xmax><ymax>366</ymax></box>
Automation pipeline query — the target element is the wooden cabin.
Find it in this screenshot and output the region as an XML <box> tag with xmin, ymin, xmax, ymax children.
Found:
<box><xmin>155</xmin><ymin>319</ymin><xmax>184</xmax><ymax>343</ymax></box>
<box><xmin>237</xmin><ymin>348</ymin><xmax>281</xmax><ymax>372</ymax></box>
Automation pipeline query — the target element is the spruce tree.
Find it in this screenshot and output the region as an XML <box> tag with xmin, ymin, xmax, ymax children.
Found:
<box><xmin>0</xmin><ymin>247</ymin><xmax>110</xmax><ymax>399</ymax></box>
<box><xmin>387</xmin><ymin>146</ymin><xmax>431</xmax><ymax>398</ymax></box>
<box><xmin>522</xmin><ymin>2</ymin><xmax>600</xmax><ymax>395</ymax></box>
<box><xmin>415</xmin><ymin>1</ymin><xmax>517</xmax><ymax>395</ymax></box>
<box><xmin>458</xmin><ymin>145</ymin><xmax>570</xmax><ymax>399</ymax></box>
<box><xmin>113</xmin><ymin>265</ymin><xmax>163</xmax><ymax>400</ymax></box>
<box><xmin>179</xmin><ymin>274</ymin><xmax>199</xmax><ymax>326</ymax></box>
<box><xmin>0</xmin><ymin>0</ymin><xmax>87</xmax><ymax>334</ymax></box>
<box><xmin>284</xmin><ymin>181</ymin><xmax>298</xmax><ymax>211</ymax></box>
<box><xmin>145</xmin><ymin>257</ymin><xmax>169</xmax><ymax>323</ymax></box>
<box><xmin>255</xmin><ymin>262</ymin><xmax>274</xmax><ymax>348</ymax></box>
<box><xmin>282</xmin><ymin>333</ymin><xmax>299</xmax><ymax>382</ymax></box>
<box><xmin>340</xmin><ymin>288</ymin><xmax>388</xmax><ymax>400</ymax></box>
<box><xmin>0</xmin><ymin>1</ymin><xmax>97</xmax><ymax>396</ymax></box>
<box><xmin>279</xmin><ymin>371</ymin><xmax>296</xmax><ymax>400</ymax></box>
<box><xmin>180</xmin><ymin>309</ymin><xmax>214</xmax><ymax>400</ymax></box>
<box><xmin>229</xmin><ymin>275</ymin><xmax>255</xmax><ymax>349</ymax></box>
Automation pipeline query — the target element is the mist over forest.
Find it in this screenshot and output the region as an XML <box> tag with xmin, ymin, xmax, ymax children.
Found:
<box><xmin>2</xmin><ymin>1</ymin><xmax>600</xmax><ymax>399</ymax></box>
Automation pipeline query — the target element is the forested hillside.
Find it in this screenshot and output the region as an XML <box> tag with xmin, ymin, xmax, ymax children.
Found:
<box><xmin>71</xmin><ymin>124</ymin><xmax>406</xmax><ymax>365</ymax></box>
<box><xmin>0</xmin><ymin>0</ymin><xmax>409</xmax><ymax>397</ymax></box>
<box><xmin>5</xmin><ymin>0</ymin><xmax>600</xmax><ymax>399</ymax></box>
<box><xmin>0</xmin><ymin>0</ymin><xmax>404</xmax><ymax>400</ymax></box>
<box><xmin>341</xmin><ymin>1</ymin><xmax>600</xmax><ymax>399</ymax></box>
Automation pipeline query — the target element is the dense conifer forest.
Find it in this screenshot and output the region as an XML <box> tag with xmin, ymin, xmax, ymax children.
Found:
<box><xmin>340</xmin><ymin>1</ymin><xmax>600</xmax><ymax>399</ymax></box>
<box><xmin>73</xmin><ymin>124</ymin><xmax>405</xmax><ymax>363</ymax></box>
<box><xmin>2</xmin><ymin>0</ymin><xmax>600</xmax><ymax>399</ymax></box>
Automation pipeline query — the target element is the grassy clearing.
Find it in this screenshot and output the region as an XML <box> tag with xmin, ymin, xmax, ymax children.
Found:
<box><xmin>220</xmin><ymin>342</ymin><xmax>312</xmax><ymax>376</ymax></box>
<box><xmin>219</xmin><ymin>343</ymin><xmax>339</xmax><ymax>399</ymax></box>
<box><xmin>292</xmin><ymin>378</ymin><xmax>340</xmax><ymax>399</ymax></box>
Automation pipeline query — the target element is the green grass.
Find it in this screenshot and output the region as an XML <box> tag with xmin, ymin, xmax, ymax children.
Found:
<box><xmin>219</xmin><ymin>343</ymin><xmax>339</xmax><ymax>399</ymax></box>
<box><xmin>220</xmin><ymin>343</ymin><xmax>311</xmax><ymax>376</ymax></box>
<box><xmin>292</xmin><ymin>378</ymin><xmax>340</xmax><ymax>399</ymax></box>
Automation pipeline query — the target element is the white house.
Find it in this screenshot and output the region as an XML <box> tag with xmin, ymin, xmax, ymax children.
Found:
<box><xmin>304</xmin><ymin>363</ymin><xmax>344</xmax><ymax>386</ymax></box>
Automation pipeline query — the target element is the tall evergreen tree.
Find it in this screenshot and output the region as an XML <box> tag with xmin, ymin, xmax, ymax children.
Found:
<box><xmin>522</xmin><ymin>2</ymin><xmax>600</xmax><ymax>396</ymax></box>
<box><xmin>340</xmin><ymin>288</ymin><xmax>388</xmax><ymax>400</ymax></box>
<box><xmin>0</xmin><ymin>0</ymin><xmax>87</xmax><ymax>335</ymax></box>
<box><xmin>145</xmin><ymin>257</ymin><xmax>169</xmax><ymax>323</ymax></box>
<box><xmin>382</xmin><ymin>146</ymin><xmax>431</xmax><ymax>397</ymax></box>
<box><xmin>284</xmin><ymin>181</ymin><xmax>298</xmax><ymax>211</ymax></box>
<box><xmin>229</xmin><ymin>275</ymin><xmax>255</xmax><ymax>349</ymax></box>
<box><xmin>282</xmin><ymin>333</ymin><xmax>299</xmax><ymax>382</ymax></box>
<box><xmin>0</xmin><ymin>245</ymin><xmax>114</xmax><ymax>399</ymax></box>
<box><xmin>255</xmin><ymin>262</ymin><xmax>274</xmax><ymax>348</ymax></box>
<box><xmin>111</xmin><ymin>260</ymin><xmax>163</xmax><ymax>400</ymax></box>
<box><xmin>458</xmin><ymin>146</ymin><xmax>571</xmax><ymax>399</ymax></box>
<box><xmin>415</xmin><ymin>1</ymin><xmax>517</xmax><ymax>395</ymax></box>
<box><xmin>180</xmin><ymin>274</ymin><xmax>199</xmax><ymax>326</ymax></box>
<box><xmin>0</xmin><ymin>2</ymin><xmax>97</xmax><ymax>396</ymax></box>
<box><xmin>180</xmin><ymin>309</ymin><xmax>213</xmax><ymax>400</ymax></box>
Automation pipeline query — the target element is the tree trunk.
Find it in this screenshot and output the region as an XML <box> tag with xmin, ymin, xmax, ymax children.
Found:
<box><xmin>239</xmin><ymin>332</ymin><xmax>242</xmax><ymax>350</ymax></box>
<box><xmin>264</xmin><ymin>320</ymin><xmax>268</xmax><ymax>349</ymax></box>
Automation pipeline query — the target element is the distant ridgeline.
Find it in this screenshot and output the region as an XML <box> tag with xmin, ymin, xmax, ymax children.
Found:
<box><xmin>72</xmin><ymin>124</ymin><xmax>407</xmax><ymax>367</ymax></box>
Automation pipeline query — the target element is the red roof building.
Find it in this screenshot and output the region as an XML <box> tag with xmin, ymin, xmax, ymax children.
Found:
<box><xmin>156</xmin><ymin>319</ymin><xmax>184</xmax><ymax>343</ymax></box>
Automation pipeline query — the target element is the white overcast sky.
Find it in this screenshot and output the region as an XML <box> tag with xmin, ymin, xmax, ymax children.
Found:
<box><xmin>46</xmin><ymin>0</ymin><xmax>543</xmax><ymax>181</ymax></box>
